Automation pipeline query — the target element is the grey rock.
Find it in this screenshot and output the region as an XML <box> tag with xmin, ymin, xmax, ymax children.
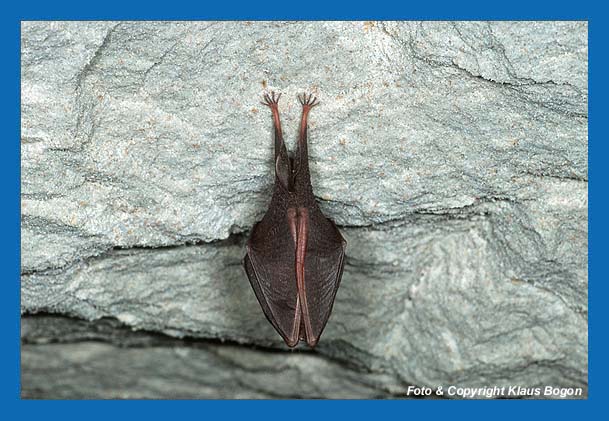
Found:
<box><xmin>22</xmin><ymin>342</ymin><xmax>404</xmax><ymax>399</ymax></box>
<box><xmin>21</xmin><ymin>316</ymin><xmax>406</xmax><ymax>399</ymax></box>
<box><xmin>21</xmin><ymin>21</ymin><xmax>587</xmax><ymax>398</ymax></box>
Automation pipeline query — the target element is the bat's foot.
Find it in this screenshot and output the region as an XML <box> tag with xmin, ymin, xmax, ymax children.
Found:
<box><xmin>297</xmin><ymin>93</ymin><xmax>318</xmax><ymax>142</ymax></box>
<box><xmin>298</xmin><ymin>93</ymin><xmax>319</xmax><ymax>110</ymax></box>
<box><xmin>261</xmin><ymin>91</ymin><xmax>281</xmax><ymax>108</ymax></box>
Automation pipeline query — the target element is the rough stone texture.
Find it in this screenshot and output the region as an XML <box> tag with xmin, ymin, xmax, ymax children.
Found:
<box><xmin>21</xmin><ymin>21</ymin><xmax>588</xmax><ymax>398</ymax></box>
<box><xmin>21</xmin><ymin>315</ymin><xmax>407</xmax><ymax>399</ymax></box>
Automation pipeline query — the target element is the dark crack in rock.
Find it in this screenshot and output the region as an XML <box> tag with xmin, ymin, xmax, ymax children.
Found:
<box><xmin>21</xmin><ymin>315</ymin><xmax>409</xmax><ymax>399</ymax></box>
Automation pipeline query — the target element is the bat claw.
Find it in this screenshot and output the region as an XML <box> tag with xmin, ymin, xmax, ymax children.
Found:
<box><xmin>262</xmin><ymin>91</ymin><xmax>281</xmax><ymax>108</ymax></box>
<box><xmin>298</xmin><ymin>93</ymin><xmax>319</xmax><ymax>109</ymax></box>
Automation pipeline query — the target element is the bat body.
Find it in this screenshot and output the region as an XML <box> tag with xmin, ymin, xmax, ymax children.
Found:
<box><xmin>244</xmin><ymin>92</ymin><xmax>346</xmax><ymax>347</ymax></box>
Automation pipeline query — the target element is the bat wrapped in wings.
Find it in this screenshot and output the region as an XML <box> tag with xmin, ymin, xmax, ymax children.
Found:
<box><xmin>244</xmin><ymin>92</ymin><xmax>346</xmax><ymax>347</ymax></box>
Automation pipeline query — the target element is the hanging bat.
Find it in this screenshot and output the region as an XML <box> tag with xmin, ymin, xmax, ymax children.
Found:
<box><xmin>243</xmin><ymin>91</ymin><xmax>346</xmax><ymax>348</ymax></box>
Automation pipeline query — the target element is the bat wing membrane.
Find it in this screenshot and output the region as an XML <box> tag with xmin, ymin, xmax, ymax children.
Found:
<box><xmin>244</xmin><ymin>210</ymin><xmax>300</xmax><ymax>346</ymax></box>
<box><xmin>302</xmin><ymin>207</ymin><xmax>346</xmax><ymax>346</ymax></box>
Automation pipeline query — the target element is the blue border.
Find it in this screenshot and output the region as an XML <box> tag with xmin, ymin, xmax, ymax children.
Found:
<box><xmin>7</xmin><ymin>0</ymin><xmax>595</xmax><ymax>20</ymax></box>
<box><xmin>4</xmin><ymin>9</ymin><xmax>21</xmax><ymax>405</ymax></box>
<box><xmin>4</xmin><ymin>0</ymin><xmax>599</xmax><ymax>418</ymax></box>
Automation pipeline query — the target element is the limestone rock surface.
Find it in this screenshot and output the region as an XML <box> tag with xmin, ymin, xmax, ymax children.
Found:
<box><xmin>21</xmin><ymin>21</ymin><xmax>588</xmax><ymax>399</ymax></box>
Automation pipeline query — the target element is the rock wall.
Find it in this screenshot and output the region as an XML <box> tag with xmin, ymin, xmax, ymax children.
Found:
<box><xmin>21</xmin><ymin>21</ymin><xmax>588</xmax><ymax>399</ymax></box>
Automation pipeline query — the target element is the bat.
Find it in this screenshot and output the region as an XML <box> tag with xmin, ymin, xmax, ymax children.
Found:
<box><xmin>243</xmin><ymin>91</ymin><xmax>346</xmax><ymax>348</ymax></box>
